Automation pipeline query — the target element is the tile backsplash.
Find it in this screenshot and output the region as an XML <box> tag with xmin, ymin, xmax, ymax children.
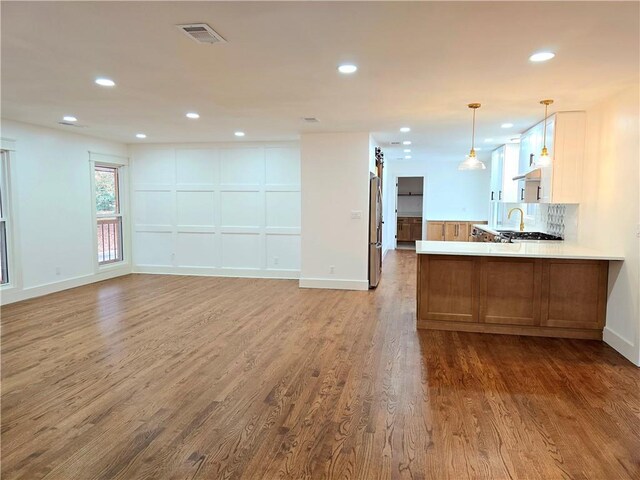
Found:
<box><xmin>491</xmin><ymin>203</ymin><xmax>578</xmax><ymax>240</ymax></box>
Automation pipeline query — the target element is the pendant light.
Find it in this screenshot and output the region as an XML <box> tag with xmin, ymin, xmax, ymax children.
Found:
<box><xmin>458</xmin><ymin>103</ymin><xmax>486</xmax><ymax>171</ymax></box>
<box><xmin>537</xmin><ymin>99</ymin><xmax>553</xmax><ymax>166</ymax></box>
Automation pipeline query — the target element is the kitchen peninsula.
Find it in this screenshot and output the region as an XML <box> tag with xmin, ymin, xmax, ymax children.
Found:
<box><xmin>416</xmin><ymin>241</ymin><xmax>624</xmax><ymax>339</ymax></box>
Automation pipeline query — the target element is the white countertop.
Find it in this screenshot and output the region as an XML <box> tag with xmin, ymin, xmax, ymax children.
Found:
<box><xmin>415</xmin><ymin>241</ymin><xmax>624</xmax><ymax>261</ymax></box>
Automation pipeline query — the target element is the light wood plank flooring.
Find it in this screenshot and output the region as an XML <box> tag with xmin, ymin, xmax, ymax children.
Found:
<box><xmin>2</xmin><ymin>250</ymin><xmax>639</xmax><ymax>479</ymax></box>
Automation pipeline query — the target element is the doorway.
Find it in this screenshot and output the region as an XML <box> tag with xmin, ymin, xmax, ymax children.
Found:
<box><xmin>395</xmin><ymin>176</ymin><xmax>425</xmax><ymax>250</ymax></box>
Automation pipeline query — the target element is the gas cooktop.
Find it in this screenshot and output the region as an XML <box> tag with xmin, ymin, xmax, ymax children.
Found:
<box><xmin>498</xmin><ymin>231</ymin><xmax>563</xmax><ymax>241</ymax></box>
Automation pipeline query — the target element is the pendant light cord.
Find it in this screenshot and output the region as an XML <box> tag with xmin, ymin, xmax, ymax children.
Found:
<box><xmin>542</xmin><ymin>102</ymin><xmax>548</xmax><ymax>149</ymax></box>
<box><xmin>471</xmin><ymin>107</ymin><xmax>476</xmax><ymax>151</ymax></box>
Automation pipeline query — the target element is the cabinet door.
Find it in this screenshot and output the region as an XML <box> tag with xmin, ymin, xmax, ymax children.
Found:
<box><xmin>535</xmin><ymin>118</ymin><xmax>553</xmax><ymax>203</ymax></box>
<box><xmin>502</xmin><ymin>144</ymin><xmax>520</xmax><ymax>203</ymax></box>
<box><xmin>519</xmin><ymin>129</ymin><xmax>536</xmax><ymax>174</ymax></box>
<box><xmin>517</xmin><ymin>179</ymin><xmax>526</xmax><ymax>202</ymax></box>
<box><xmin>410</xmin><ymin>223</ymin><xmax>422</xmax><ymax>241</ymax></box>
<box><xmin>479</xmin><ymin>257</ymin><xmax>542</xmax><ymax>326</ymax></box>
<box><xmin>540</xmin><ymin>260</ymin><xmax>608</xmax><ymax>330</ymax></box>
<box><xmin>418</xmin><ymin>255</ymin><xmax>480</xmax><ymax>324</ymax></box>
<box><xmin>397</xmin><ymin>221</ymin><xmax>411</xmax><ymax>241</ymax></box>
<box><xmin>444</xmin><ymin>222</ymin><xmax>457</xmax><ymax>241</ymax></box>
<box><xmin>490</xmin><ymin>148</ymin><xmax>503</xmax><ymax>201</ymax></box>
<box><xmin>426</xmin><ymin>221</ymin><xmax>445</xmax><ymax>241</ymax></box>
<box><xmin>457</xmin><ymin>222</ymin><xmax>470</xmax><ymax>241</ymax></box>
<box><xmin>497</xmin><ymin>148</ymin><xmax>505</xmax><ymax>201</ymax></box>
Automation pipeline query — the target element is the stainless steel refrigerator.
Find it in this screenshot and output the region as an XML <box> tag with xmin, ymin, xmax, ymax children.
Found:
<box><xmin>369</xmin><ymin>175</ymin><xmax>382</xmax><ymax>288</ymax></box>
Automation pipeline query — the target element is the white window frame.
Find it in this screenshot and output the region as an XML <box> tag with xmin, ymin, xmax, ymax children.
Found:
<box><xmin>89</xmin><ymin>152</ymin><xmax>129</xmax><ymax>272</ymax></box>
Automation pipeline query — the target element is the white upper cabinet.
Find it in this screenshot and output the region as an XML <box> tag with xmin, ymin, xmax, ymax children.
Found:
<box><xmin>516</xmin><ymin>112</ymin><xmax>586</xmax><ymax>204</ymax></box>
<box><xmin>490</xmin><ymin>143</ymin><xmax>520</xmax><ymax>203</ymax></box>
<box><xmin>489</xmin><ymin>147</ymin><xmax>504</xmax><ymax>201</ymax></box>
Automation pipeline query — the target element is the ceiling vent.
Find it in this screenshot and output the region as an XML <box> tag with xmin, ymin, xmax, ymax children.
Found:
<box><xmin>177</xmin><ymin>23</ymin><xmax>226</xmax><ymax>44</ymax></box>
<box><xmin>390</xmin><ymin>141</ymin><xmax>401</xmax><ymax>146</ymax></box>
<box><xmin>302</xmin><ymin>117</ymin><xmax>319</xmax><ymax>123</ymax></box>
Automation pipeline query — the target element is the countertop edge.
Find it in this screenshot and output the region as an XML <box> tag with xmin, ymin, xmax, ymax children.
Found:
<box><xmin>415</xmin><ymin>241</ymin><xmax>625</xmax><ymax>261</ymax></box>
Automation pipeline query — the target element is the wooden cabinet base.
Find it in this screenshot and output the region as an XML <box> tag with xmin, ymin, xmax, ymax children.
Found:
<box><xmin>417</xmin><ymin>254</ymin><xmax>608</xmax><ymax>339</ymax></box>
<box><xmin>417</xmin><ymin>319</ymin><xmax>602</xmax><ymax>340</ymax></box>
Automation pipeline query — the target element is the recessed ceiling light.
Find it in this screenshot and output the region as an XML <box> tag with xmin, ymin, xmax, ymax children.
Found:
<box><xmin>484</xmin><ymin>138</ymin><xmax>493</xmax><ymax>143</ymax></box>
<box><xmin>529</xmin><ymin>51</ymin><xmax>555</xmax><ymax>62</ymax></box>
<box><xmin>186</xmin><ymin>112</ymin><xmax>200</xmax><ymax>119</ymax></box>
<box><xmin>62</xmin><ymin>116</ymin><xmax>77</xmax><ymax>122</ymax></box>
<box><xmin>337</xmin><ymin>64</ymin><xmax>357</xmax><ymax>74</ymax></box>
<box><xmin>405</xmin><ymin>155</ymin><xmax>412</xmax><ymax>159</ymax></box>
<box><xmin>501</xmin><ymin>123</ymin><xmax>514</xmax><ymax>129</ymax></box>
<box><xmin>402</xmin><ymin>140</ymin><xmax>412</xmax><ymax>145</ymax></box>
<box><xmin>136</xmin><ymin>133</ymin><xmax>147</xmax><ymax>139</ymax></box>
<box><xmin>475</xmin><ymin>147</ymin><xmax>483</xmax><ymax>151</ymax></box>
<box><xmin>95</xmin><ymin>78</ymin><xmax>115</xmax><ymax>87</ymax></box>
<box><xmin>400</xmin><ymin>127</ymin><xmax>411</xmax><ymax>133</ymax></box>
<box><xmin>234</xmin><ymin>131</ymin><xmax>245</xmax><ymax>137</ymax></box>
<box><xmin>403</xmin><ymin>149</ymin><xmax>411</xmax><ymax>153</ymax></box>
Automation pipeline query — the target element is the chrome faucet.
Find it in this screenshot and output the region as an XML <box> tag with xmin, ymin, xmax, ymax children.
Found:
<box><xmin>508</xmin><ymin>207</ymin><xmax>525</xmax><ymax>232</ymax></box>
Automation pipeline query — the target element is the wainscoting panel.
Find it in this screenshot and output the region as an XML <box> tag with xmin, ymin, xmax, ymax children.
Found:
<box><xmin>131</xmin><ymin>143</ymin><xmax>300</xmax><ymax>278</ymax></box>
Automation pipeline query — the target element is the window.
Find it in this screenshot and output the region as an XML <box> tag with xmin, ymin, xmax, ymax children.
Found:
<box><xmin>95</xmin><ymin>164</ymin><xmax>123</xmax><ymax>264</ymax></box>
<box><xmin>0</xmin><ymin>151</ymin><xmax>9</xmax><ymax>284</ymax></box>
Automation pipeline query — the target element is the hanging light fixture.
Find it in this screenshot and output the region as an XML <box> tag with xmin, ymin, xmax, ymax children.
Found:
<box><xmin>458</xmin><ymin>103</ymin><xmax>486</xmax><ymax>171</ymax></box>
<box><xmin>537</xmin><ymin>99</ymin><xmax>554</xmax><ymax>166</ymax></box>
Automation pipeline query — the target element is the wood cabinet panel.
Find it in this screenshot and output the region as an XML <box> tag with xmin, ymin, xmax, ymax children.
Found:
<box><xmin>397</xmin><ymin>221</ymin><xmax>411</xmax><ymax>241</ymax></box>
<box><xmin>418</xmin><ymin>255</ymin><xmax>479</xmax><ymax>323</ymax></box>
<box><xmin>541</xmin><ymin>260</ymin><xmax>608</xmax><ymax>329</ymax></box>
<box><xmin>444</xmin><ymin>222</ymin><xmax>457</xmax><ymax>241</ymax></box>
<box><xmin>410</xmin><ymin>223</ymin><xmax>422</xmax><ymax>241</ymax></box>
<box><xmin>398</xmin><ymin>217</ymin><xmax>423</xmax><ymax>242</ymax></box>
<box><xmin>427</xmin><ymin>220</ymin><xmax>485</xmax><ymax>242</ymax></box>
<box><xmin>426</xmin><ymin>221</ymin><xmax>445</xmax><ymax>241</ymax></box>
<box><xmin>480</xmin><ymin>258</ymin><xmax>542</xmax><ymax>325</ymax></box>
<box><xmin>418</xmin><ymin>254</ymin><xmax>610</xmax><ymax>339</ymax></box>
<box><xmin>458</xmin><ymin>222</ymin><xmax>470</xmax><ymax>241</ymax></box>
<box><xmin>445</xmin><ymin>222</ymin><xmax>470</xmax><ymax>242</ymax></box>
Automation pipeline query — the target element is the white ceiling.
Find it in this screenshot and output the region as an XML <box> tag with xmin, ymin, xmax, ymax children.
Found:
<box><xmin>2</xmin><ymin>1</ymin><xmax>639</xmax><ymax>162</ymax></box>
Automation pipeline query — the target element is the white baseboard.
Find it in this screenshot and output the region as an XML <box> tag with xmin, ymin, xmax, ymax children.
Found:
<box><xmin>299</xmin><ymin>277</ymin><xmax>369</xmax><ymax>291</ymax></box>
<box><xmin>133</xmin><ymin>265</ymin><xmax>300</xmax><ymax>280</ymax></box>
<box><xmin>603</xmin><ymin>327</ymin><xmax>640</xmax><ymax>366</ymax></box>
<box><xmin>0</xmin><ymin>266</ymin><xmax>131</xmax><ymax>305</ymax></box>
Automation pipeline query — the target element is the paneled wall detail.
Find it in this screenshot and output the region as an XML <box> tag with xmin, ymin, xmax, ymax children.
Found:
<box><xmin>132</xmin><ymin>144</ymin><xmax>300</xmax><ymax>278</ymax></box>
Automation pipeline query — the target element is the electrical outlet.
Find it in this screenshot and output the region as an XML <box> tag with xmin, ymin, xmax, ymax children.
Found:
<box><xmin>55</xmin><ymin>267</ymin><xmax>61</xmax><ymax>276</ymax></box>
<box><xmin>329</xmin><ymin>265</ymin><xmax>335</xmax><ymax>274</ymax></box>
<box><xmin>350</xmin><ymin>210</ymin><xmax>362</xmax><ymax>219</ymax></box>
<box><xmin>274</xmin><ymin>256</ymin><xmax>279</xmax><ymax>265</ymax></box>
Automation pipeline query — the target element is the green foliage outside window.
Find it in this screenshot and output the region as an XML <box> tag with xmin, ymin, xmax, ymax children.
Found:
<box><xmin>95</xmin><ymin>170</ymin><xmax>116</xmax><ymax>214</ymax></box>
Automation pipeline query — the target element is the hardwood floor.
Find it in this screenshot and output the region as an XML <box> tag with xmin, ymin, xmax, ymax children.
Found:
<box><xmin>2</xmin><ymin>250</ymin><xmax>639</xmax><ymax>479</ymax></box>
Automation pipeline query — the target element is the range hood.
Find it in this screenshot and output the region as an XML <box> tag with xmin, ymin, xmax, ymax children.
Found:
<box><xmin>513</xmin><ymin>168</ymin><xmax>541</xmax><ymax>182</ymax></box>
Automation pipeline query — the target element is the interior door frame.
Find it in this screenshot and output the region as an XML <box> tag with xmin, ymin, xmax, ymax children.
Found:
<box><xmin>394</xmin><ymin>175</ymin><xmax>426</xmax><ymax>250</ymax></box>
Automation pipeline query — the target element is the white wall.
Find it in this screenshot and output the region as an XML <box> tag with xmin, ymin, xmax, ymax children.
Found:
<box><xmin>383</xmin><ymin>158</ymin><xmax>490</xmax><ymax>252</ymax></box>
<box><xmin>128</xmin><ymin>142</ymin><xmax>300</xmax><ymax>278</ymax></box>
<box><xmin>300</xmin><ymin>132</ymin><xmax>370</xmax><ymax>290</ymax></box>
<box><xmin>0</xmin><ymin>120</ymin><xmax>130</xmax><ymax>304</ymax></box>
<box><xmin>397</xmin><ymin>177</ymin><xmax>424</xmax><ymax>215</ymax></box>
<box><xmin>579</xmin><ymin>84</ymin><xmax>640</xmax><ymax>365</ymax></box>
